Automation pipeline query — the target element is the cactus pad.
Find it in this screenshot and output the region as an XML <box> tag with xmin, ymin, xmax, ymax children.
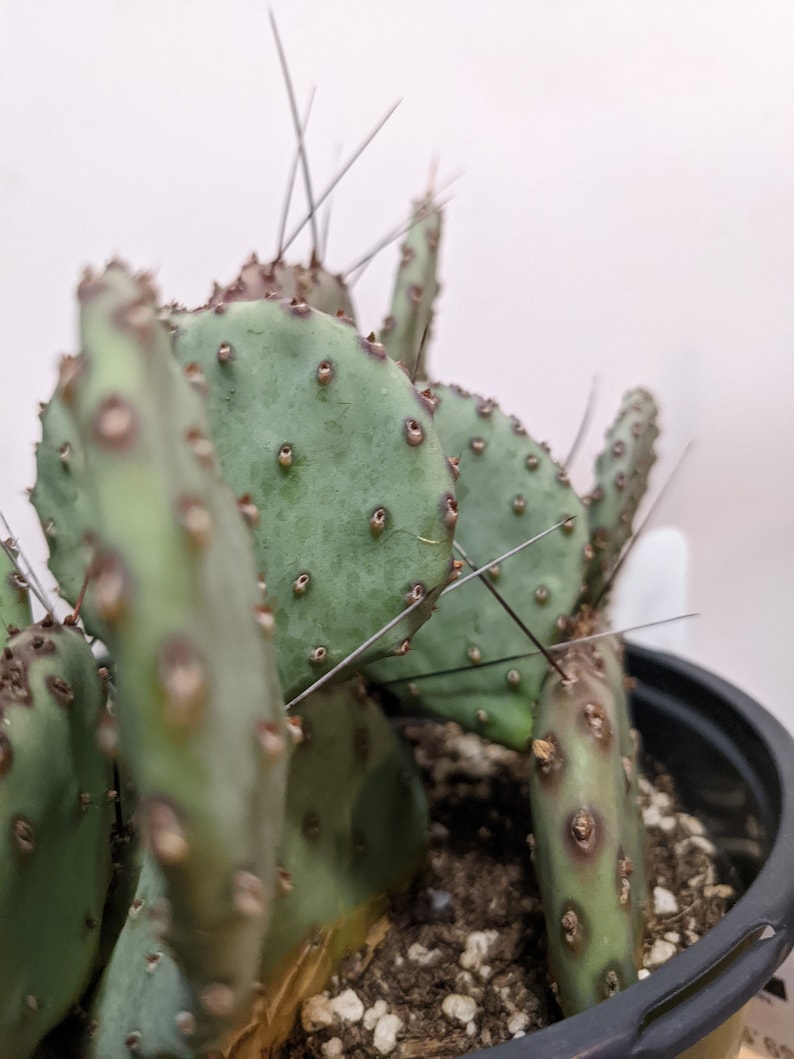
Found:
<box><xmin>169</xmin><ymin>297</ymin><xmax>457</xmax><ymax>700</ymax></box>
<box><xmin>527</xmin><ymin>623</ymin><xmax>644</xmax><ymax>1015</ymax></box>
<box><xmin>368</xmin><ymin>385</ymin><xmax>588</xmax><ymax>751</ymax></box>
<box><xmin>379</xmin><ymin>193</ymin><xmax>443</xmax><ymax>380</ymax></box>
<box><xmin>0</xmin><ymin>542</ymin><xmax>32</xmax><ymax>632</ymax></box>
<box><xmin>582</xmin><ymin>388</ymin><xmax>659</xmax><ymax>606</ymax></box>
<box><xmin>0</xmin><ymin>619</ymin><xmax>112</xmax><ymax>1056</ymax></box>
<box><xmin>208</xmin><ymin>253</ymin><xmax>356</xmax><ymax>322</ymax></box>
<box><xmin>62</xmin><ymin>261</ymin><xmax>289</xmax><ymax>1050</ymax></box>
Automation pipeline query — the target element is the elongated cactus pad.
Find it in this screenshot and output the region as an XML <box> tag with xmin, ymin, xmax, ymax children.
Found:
<box><xmin>581</xmin><ymin>388</ymin><xmax>659</xmax><ymax>606</ymax></box>
<box><xmin>527</xmin><ymin>623</ymin><xmax>645</xmax><ymax>1016</ymax></box>
<box><xmin>62</xmin><ymin>261</ymin><xmax>289</xmax><ymax>1051</ymax></box>
<box><xmin>208</xmin><ymin>253</ymin><xmax>356</xmax><ymax>322</ymax></box>
<box><xmin>379</xmin><ymin>192</ymin><xmax>443</xmax><ymax>380</ymax></box>
<box><xmin>0</xmin><ymin>619</ymin><xmax>112</xmax><ymax>1057</ymax></box>
<box><xmin>367</xmin><ymin>385</ymin><xmax>588</xmax><ymax>751</ymax></box>
<box><xmin>169</xmin><ymin>298</ymin><xmax>457</xmax><ymax>700</ymax></box>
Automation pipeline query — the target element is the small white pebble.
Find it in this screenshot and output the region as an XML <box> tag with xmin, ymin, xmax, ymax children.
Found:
<box><xmin>689</xmin><ymin>834</ymin><xmax>717</xmax><ymax>855</ymax></box>
<box><xmin>393</xmin><ymin>953</ymin><xmax>404</xmax><ymax>968</ymax></box>
<box><xmin>363</xmin><ymin>1000</ymin><xmax>387</xmax><ymax>1032</ymax></box>
<box><xmin>637</xmin><ymin>968</ymin><xmax>651</xmax><ymax>980</ymax></box>
<box><xmin>455</xmin><ymin>970</ymin><xmax>483</xmax><ymax>1000</ymax></box>
<box><xmin>321</xmin><ymin>1038</ymin><xmax>344</xmax><ymax>1058</ymax></box>
<box><xmin>678</xmin><ymin>812</ymin><xmax>706</xmax><ymax>836</ymax></box>
<box><xmin>460</xmin><ymin>930</ymin><xmax>498</xmax><ymax>972</ymax></box>
<box><xmin>704</xmin><ymin>884</ymin><xmax>735</xmax><ymax>900</ymax></box>
<box><xmin>645</xmin><ymin>939</ymin><xmax>678</xmax><ymax>969</ymax></box>
<box><xmin>658</xmin><ymin>816</ymin><xmax>677</xmax><ymax>833</ymax></box>
<box><xmin>301</xmin><ymin>994</ymin><xmax>335</xmax><ymax>1033</ymax></box>
<box><xmin>653</xmin><ymin>886</ymin><xmax>679</xmax><ymax>916</ymax></box>
<box><xmin>642</xmin><ymin>805</ymin><xmax>663</xmax><ymax>828</ymax></box>
<box><xmin>507</xmin><ymin>1013</ymin><xmax>529</xmax><ymax>1034</ymax></box>
<box><xmin>663</xmin><ymin>931</ymin><xmax>681</xmax><ymax>945</ymax></box>
<box><xmin>330</xmin><ymin>989</ymin><xmax>364</xmax><ymax>1024</ymax></box>
<box><xmin>407</xmin><ymin>942</ymin><xmax>441</xmax><ymax>966</ymax></box>
<box><xmin>442</xmin><ymin>993</ymin><xmax>479</xmax><ymax>1025</ymax></box>
<box><xmin>373</xmin><ymin>1012</ymin><xmax>403</xmax><ymax>1055</ymax></box>
<box><xmin>512</xmin><ymin>1030</ymin><xmax>527</xmax><ymax>1039</ymax></box>
<box><xmin>479</xmin><ymin>964</ymin><xmax>493</xmax><ymax>981</ymax></box>
<box><xmin>466</xmin><ymin>1020</ymin><xmax>478</xmax><ymax>1036</ymax></box>
<box><xmin>654</xmin><ymin>791</ymin><xmax>672</xmax><ymax>811</ymax></box>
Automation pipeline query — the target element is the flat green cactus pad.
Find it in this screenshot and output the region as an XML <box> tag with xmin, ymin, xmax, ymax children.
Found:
<box><xmin>367</xmin><ymin>384</ymin><xmax>588</xmax><ymax>751</ymax></box>
<box><xmin>170</xmin><ymin>298</ymin><xmax>457</xmax><ymax>700</ymax></box>
<box><xmin>0</xmin><ymin>620</ymin><xmax>112</xmax><ymax>1058</ymax></box>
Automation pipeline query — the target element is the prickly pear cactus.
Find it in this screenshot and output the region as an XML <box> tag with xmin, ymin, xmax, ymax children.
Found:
<box><xmin>379</xmin><ymin>192</ymin><xmax>443</xmax><ymax>380</ymax></box>
<box><xmin>208</xmin><ymin>252</ymin><xmax>356</xmax><ymax>322</ymax></box>
<box><xmin>169</xmin><ymin>297</ymin><xmax>458</xmax><ymax>700</ymax></box>
<box><xmin>368</xmin><ymin>384</ymin><xmax>588</xmax><ymax>751</ymax></box>
<box><xmin>527</xmin><ymin>621</ymin><xmax>642</xmax><ymax>1016</ymax></box>
<box><xmin>581</xmin><ymin>387</ymin><xmax>659</xmax><ymax>606</ymax></box>
<box><xmin>61</xmin><ymin>261</ymin><xmax>289</xmax><ymax>1051</ymax></box>
<box><xmin>0</xmin><ymin>619</ymin><xmax>112</xmax><ymax>1057</ymax></box>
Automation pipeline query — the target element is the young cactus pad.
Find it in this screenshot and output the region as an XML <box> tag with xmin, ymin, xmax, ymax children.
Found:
<box><xmin>168</xmin><ymin>297</ymin><xmax>458</xmax><ymax>700</ymax></box>
<box><xmin>368</xmin><ymin>384</ymin><xmax>588</xmax><ymax>751</ymax></box>
<box><xmin>61</xmin><ymin>261</ymin><xmax>289</xmax><ymax>1050</ymax></box>
<box><xmin>581</xmin><ymin>387</ymin><xmax>659</xmax><ymax>606</ymax></box>
<box><xmin>527</xmin><ymin>627</ymin><xmax>644</xmax><ymax>1016</ymax></box>
<box><xmin>379</xmin><ymin>192</ymin><xmax>443</xmax><ymax>380</ymax></box>
<box><xmin>0</xmin><ymin>619</ymin><xmax>112</xmax><ymax>1057</ymax></box>
<box><xmin>208</xmin><ymin>253</ymin><xmax>356</xmax><ymax>323</ymax></box>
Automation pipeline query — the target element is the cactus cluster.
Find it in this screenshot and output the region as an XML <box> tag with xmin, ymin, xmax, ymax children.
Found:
<box><xmin>1</xmin><ymin>75</ymin><xmax>665</xmax><ymax>1057</ymax></box>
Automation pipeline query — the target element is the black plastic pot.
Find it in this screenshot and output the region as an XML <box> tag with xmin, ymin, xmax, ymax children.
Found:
<box><xmin>465</xmin><ymin>644</ymin><xmax>794</xmax><ymax>1059</ymax></box>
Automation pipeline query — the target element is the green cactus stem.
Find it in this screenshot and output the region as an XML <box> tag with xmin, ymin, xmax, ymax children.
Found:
<box><xmin>0</xmin><ymin>619</ymin><xmax>112</xmax><ymax>1057</ymax></box>
<box><xmin>61</xmin><ymin>261</ymin><xmax>289</xmax><ymax>1051</ymax></box>
<box><xmin>379</xmin><ymin>192</ymin><xmax>443</xmax><ymax>380</ymax></box>
<box><xmin>527</xmin><ymin>616</ymin><xmax>645</xmax><ymax>1016</ymax></box>
<box><xmin>581</xmin><ymin>387</ymin><xmax>659</xmax><ymax>606</ymax></box>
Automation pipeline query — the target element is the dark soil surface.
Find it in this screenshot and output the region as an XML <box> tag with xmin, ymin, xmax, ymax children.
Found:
<box><xmin>284</xmin><ymin>721</ymin><xmax>735</xmax><ymax>1059</ymax></box>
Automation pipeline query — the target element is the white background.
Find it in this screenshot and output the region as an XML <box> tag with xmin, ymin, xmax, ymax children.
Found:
<box><xmin>1</xmin><ymin>1</ymin><xmax>792</xmax><ymax>726</ymax></box>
